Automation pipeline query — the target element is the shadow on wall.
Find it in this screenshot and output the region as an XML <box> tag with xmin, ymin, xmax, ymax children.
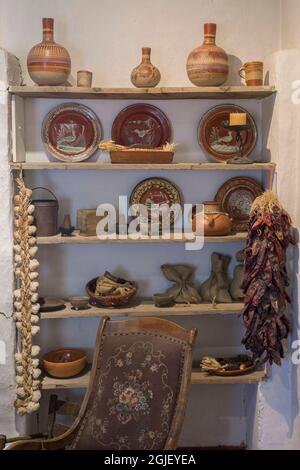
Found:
<box><xmin>225</xmin><ymin>55</ymin><xmax>243</xmax><ymax>86</ymax></box>
<box><xmin>289</xmin><ymin>230</ymin><xmax>299</xmax><ymax>438</ymax></box>
<box><xmin>245</xmin><ymin>232</ymin><xmax>299</xmax><ymax>448</ymax></box>
<box><xmin>261</xmin><ymin>93</ymin><xmax>276</xmax><ymax>164</ymax></box>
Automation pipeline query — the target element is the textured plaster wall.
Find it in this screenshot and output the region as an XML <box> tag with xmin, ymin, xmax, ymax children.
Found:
<box><xmin>0</xmin><ymin>0</ymin><xmax>291</xmax><ymax>447</ymax></box>
<box><xmin>244</xmin><ymin>0</ymin><xmax>300</xmax><ymax>450</ymax></box>
<box><xmin>0</xmin><ymin>49</ymin><xmax>22</xmax><ymax>437</ymax></box>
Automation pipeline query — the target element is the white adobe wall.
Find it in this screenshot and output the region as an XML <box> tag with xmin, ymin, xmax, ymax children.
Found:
<box><xmin>245</xmin><ymin>0</ymin><xmax>300</xmax><ymax>449</ymax></box>
<box><xmin>0</xmin><ymin>49</ymin><xmax>22</xmax><ymax>437</ymax></box>
<box><xmin>0</xmin><ymin>0</ymin><xmax>292</xmax><ymax>448</ymax></box>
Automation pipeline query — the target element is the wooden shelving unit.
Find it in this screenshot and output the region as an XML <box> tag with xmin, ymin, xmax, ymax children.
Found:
<box><xmin>10</xmin><ymin>162</ymin><xmax>276</xmax><ymax>171</ymax></box>
<box><xmin>41</xmin><ymin>367</ymin><xmax>267</xmax><ymax>390</ymax></box>
<box><xmin>40</xmin><ymin>300</ymin><xmax>244</xmax><ymax>320</ymax></box>
<box><xmin>36</xmin><ymin>232</ymin><xmax>247</xmax><ymax>245</ymax></box>
<box><xmin>9</xmin><ymin>85</ymin><xmax>276</xmax><ymax>100</ymax></box>
<box><xmin>10</xmin><ymin>84</ymin><xmax>271</xmax><ymax>400</ymax></box>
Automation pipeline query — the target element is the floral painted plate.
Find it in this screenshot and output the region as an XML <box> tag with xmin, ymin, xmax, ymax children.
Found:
<box><xmin>198</xmin><ymin>104</ymin><xmax>257</xmax><ymax>162</ymax></box>
<box><xmin>130</xmin><ymin>177</ymin><xmax>182</xmax><ymax>226</ymax></box>
<box><xmin>111</xmin><ymin>104</ymin><xmax>171</xmax><ymax>148</ymax></box>
<box><xmin>215</xmin><ymin>177</ymin><xmax>263</xmax><ymax>231</ymax></box>
<box><xmin>42</xmin><ymin>103</ymin><xmax>102</xmax><ymax>162</ymax></box>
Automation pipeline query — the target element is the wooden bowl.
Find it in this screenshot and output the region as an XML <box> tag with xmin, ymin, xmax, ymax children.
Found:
<box><xmin>43</xmin><ymin>349</ymin><xmax>87</xmax><ymax>378</ymax></box>
<box><xmin>86</xmin><ymin>277</ymin><xmax>137</xmax><ymax>307</ymax></box>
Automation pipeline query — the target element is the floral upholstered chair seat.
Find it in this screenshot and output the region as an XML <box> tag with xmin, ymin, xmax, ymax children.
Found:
<box><xmin>71</xmin><ymin>332</ymin><xmax>187</xmax><ymax>449</ymax></box>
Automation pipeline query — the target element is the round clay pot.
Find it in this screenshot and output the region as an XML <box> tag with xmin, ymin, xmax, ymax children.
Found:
<box><xmin>43</xmin><ymin>349</ymin><xmax>86</xmax><ymax>378</ymax></box>
<box><xmin>192</xmin><ymin>201</ymin><xmax>232</xmax><ymax>236</ymax></box>
<box><xmin>27</xmin><ymin>18</ymin><xmax>71</xmax><ymax>86</ymax></box>
<box><xmin>186</xmin><ymin>23</ymin><xmax>229</xmax><ymax>86</ymax></box>
<box><xmin>131</xmin><ymin>47</ymin><xmax>161</xmax><ymax>88</ymax></box>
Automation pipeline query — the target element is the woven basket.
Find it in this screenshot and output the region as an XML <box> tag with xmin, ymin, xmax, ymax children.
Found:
<box><xmin>86</xmin><ymin>277</ymin><xmax>137</xmax><ymax>307</ymax></box>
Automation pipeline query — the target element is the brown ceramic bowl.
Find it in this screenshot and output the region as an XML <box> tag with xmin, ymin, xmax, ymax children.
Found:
<box><xmin>43</xmin><ymin>348</ymin><xmax>87</xmax><ymax>378</ymax></box>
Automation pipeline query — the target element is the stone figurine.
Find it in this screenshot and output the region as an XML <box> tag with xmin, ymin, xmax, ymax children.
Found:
<box><xmin>230</xmin><ymin>250</ymin><xmax>245</xmax><ymax>301</ymax></box>
<box><xmin>200</xmin><ymin>252</ymin><xmax>232</xmax><ymax>304</ymax></box>
<box><xmin>153</xmin><ymin>264</ymin><xmax>202</xmax><ymax>307</ymax></box>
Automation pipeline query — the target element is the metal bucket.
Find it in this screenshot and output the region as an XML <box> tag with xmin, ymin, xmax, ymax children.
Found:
<box><xmin>32</xmin><ymin>187</ymin><xmax>59</xmax><ymax>237</ymax></box>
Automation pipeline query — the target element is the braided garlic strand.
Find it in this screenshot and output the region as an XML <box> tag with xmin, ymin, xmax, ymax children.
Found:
<box><xmin>14</xmin><ymin>178</ymin><xmax>41</xmax><ymax>415</ymax></box>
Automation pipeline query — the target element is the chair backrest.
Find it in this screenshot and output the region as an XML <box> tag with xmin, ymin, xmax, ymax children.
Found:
<box><xmin>69</xmin><ymin>316</ymin><xmax>197</xmax><ymax>450</ymax></box>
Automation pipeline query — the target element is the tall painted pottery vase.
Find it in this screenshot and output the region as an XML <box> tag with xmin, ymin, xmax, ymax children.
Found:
<box><xmin>27</xmin><ymin>18</ymin><xmax>71</xmax><ymax>86</ymax></box>
<box><xmin>186</xmin><ymin>23</ymin><xmax>229</xmax><ymax>86</ymax></box>
<box><xmin>131</xmin><ymin>47</ymin><xmax>161</xmax><ymax>88</ymax></box>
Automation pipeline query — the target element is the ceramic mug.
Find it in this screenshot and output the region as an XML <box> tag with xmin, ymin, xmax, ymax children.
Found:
<box><xmin>239</xmin><ymin>61</ymin><xmax>263</xmax><ymax>86</ymax></box>
<box><xmin>77</xmin><ymin>70</ymin><xmax>93</xmax><ymax>87</ymax></box>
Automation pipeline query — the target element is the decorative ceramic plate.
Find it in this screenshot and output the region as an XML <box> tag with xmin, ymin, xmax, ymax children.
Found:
<box><xmin>198</xmin><ymin>104</ymin><xmax>257</xmax><ymax>162</ymax></box>
<box><xmin>130</xmin><ymin>177</ymin><xmax>182</xmax><ymax>226</ymax></box>
<box><xmin>111</xmin><ymin>104</ymin><xmax>171</xmax><ymax>148</ymax></box>
<box><xmin>213</xmin><ymin>364</ymin><xmax>256</xmax><ymax>377</ymax></box>
<box><xmin>215</xmin><ymin>177</ymin><xmax>263</xmax><ymax>231</ymax></box>
<box><xmin>38</xmin><ymin>297</ymin><xmax>66</xmax><ymax>313</ymax></box>
<box><xmin>42</xmin><ymin>103</ymin><xmax>102</xmax><ymax>162</ymax></box>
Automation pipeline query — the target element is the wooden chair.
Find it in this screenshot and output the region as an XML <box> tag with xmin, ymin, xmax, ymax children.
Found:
<box><xmin>8</xmin><ymin>316</ymin><xmax>197</xmax><ymax>450</ymax></box>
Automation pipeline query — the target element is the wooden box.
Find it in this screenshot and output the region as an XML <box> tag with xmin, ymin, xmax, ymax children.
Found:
<box><xmin>77</xmin><ymin>209</ymin><xmax>118</xmax><ymax>236</ymax></box>
<box><xmin>77</xmin><ymin>209</ymin><xmax>101</xmax><ymax>236</ymax></box>
<box><xmin>110</xmin><ymin>150</ymin><xmax>174</xmax><ymax>164</ymax></box>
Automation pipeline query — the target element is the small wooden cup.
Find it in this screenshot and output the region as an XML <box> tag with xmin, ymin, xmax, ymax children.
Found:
<box><xmin>239</xmin><ymin>61</ymin><xmax>263</xmax><ymax>86</ymax></box>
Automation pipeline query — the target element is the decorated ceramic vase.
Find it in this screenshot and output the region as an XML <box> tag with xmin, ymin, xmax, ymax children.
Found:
<box><xmin>131</xmin><ymin>47</ymin><xmax>161</xmax><ymax>88</ymax></box>
<box><xmin>186</xmin><ymin>23</ymin><xmax>229</xmax><ymax>87</ymax></box>
<box><xmin>27</xmin><ymin>18</ymin><xmax>71</xmax><ymax>86</ymax></box>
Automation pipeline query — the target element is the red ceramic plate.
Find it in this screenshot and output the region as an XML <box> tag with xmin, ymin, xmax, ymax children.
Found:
<box><xmin>130</xmin><ymin>177</ymin><xmax>182</xmax><ymax>226</ymax></box>
<box><xmin>198</xmin><ymin>104</ymin><xmax>257</xmax><ymax>162</ymax></box>
<box><xmin>42</xmin><ymin>103</ymin><xmax>102</xmax><ymax>162</ymax></box>
<box><xmin>111</xmin><ymin>104</ymin><xmax>171</xmax><ymax>148</ymax></box>
<box><xmin>215</xmin><ymin>177</ymin><xmax>263</xmax><ymax>231</ymax></box>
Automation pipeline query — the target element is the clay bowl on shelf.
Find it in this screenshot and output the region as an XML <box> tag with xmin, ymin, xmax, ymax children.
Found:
<box><xmin>69</xmin><ymin>296</ymin><xmax>90</xmax><ymax>310</ymax></box>
<box><xmin>86</xmin><ymin>277</ymin><xmax>137</xmax><ymax>308</ymax></box>
<box><xmin>43</xmin><ymin>349</ymin><xmax>87</xmax><ymax>378</ymax></box>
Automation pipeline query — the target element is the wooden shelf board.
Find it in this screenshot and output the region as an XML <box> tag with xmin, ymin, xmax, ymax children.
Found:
<box><xmin>37</xmin><ymin>232</ymin><xmax>247</xmax><ymax>245</ymax></box>
<box><xmin>40</xmin><ymin>300</ymin><xmax>244</xmax><ymax>320</ymax></box>
<box><xmin>9</xmin><ymin>85</ymin><xmax>276</xmax><ymax>100</ymax></box>
<box><xmin>41</xmin><ymin>367</ymin><xmax>266</xmax><ymax>390</ymax></box>
<box><xmin>10</xmin><ymin>162</ymin><xmax>276</xmax><ymax>171</ymax></box>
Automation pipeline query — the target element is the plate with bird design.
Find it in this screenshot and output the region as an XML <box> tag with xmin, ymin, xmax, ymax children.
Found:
<box><xmin>42</xmin><ymin>103</ymin><xmax>102</xmax><ymax>162</ymax></box>
<box><xmin>198</xmin><ymin>104</ymin><xmax>257</xmax><ymax>162</ymax></box>
<box><xmin>111</xmin><ymin>104</ymin><xmax>172</xmax><ymax>148</ymax></box>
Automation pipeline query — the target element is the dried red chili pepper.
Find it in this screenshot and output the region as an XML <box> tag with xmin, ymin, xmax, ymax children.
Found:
<box><xmin>241</xmin><ymin>191</ymin><xmax>296</xmax><ymax>366</ymax></box>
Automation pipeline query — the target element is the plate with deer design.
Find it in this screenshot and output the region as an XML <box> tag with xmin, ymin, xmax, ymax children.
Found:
<box><xmin>198</xmin><ymin>104</ymin><xmax>257</xmax><ymax>162</ymax></box>
<box><xmin>111</xmin><ymin>104</ymin><xmax>171</xmax><ymax>148</ymax></box>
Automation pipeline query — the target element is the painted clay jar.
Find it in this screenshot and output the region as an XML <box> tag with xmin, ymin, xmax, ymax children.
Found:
<box><xmin>27</xmin><ymin>18</ymin><xmax>71</xmax><ymax>86</ymax></box>
<box><xmin>192</xmin><ymin>201</ymin><xmax>232</xmax><ymax>236</ymax></box>
<box><xmin>131</xmin><ymin>47</ymin><xmax>161</xmax><ymax>88</ymax></box>
<box><xmin>186</xmin><ymin>23</ymin><xmax>229</xmax><ymax>86</ymax></box>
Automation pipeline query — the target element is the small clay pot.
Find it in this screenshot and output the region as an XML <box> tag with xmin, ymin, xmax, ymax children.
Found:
<box><xmin>192</xmin><ymin>201</ymin><xmax>232</xmax><ymax>236</ymax></box>
<box><xmin>43</xmin><ymin>349</ymin><xmax>86</xmax><ymax>378</ymax></box>
<box><xmin>69</xmin><ymin>296</ymin><xmax>90</xmax><ymax>310</ymax></box>
<box><xmin>131</xmin><ymin>47</ymin><xmax>161</xmax><ymax>88</ymax></box>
